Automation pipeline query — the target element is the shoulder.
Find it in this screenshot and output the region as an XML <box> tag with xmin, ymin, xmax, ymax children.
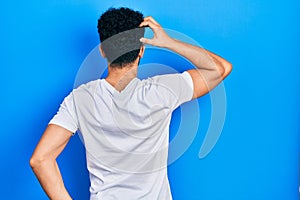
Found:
<box><xmin>141</xmin><ymin>72</ymin><xmax>194</xmax><ymax>105</ymax></box>
<box><xmin>141</xmin><ymin>72</ymin><xmax>193</xmax><ymax>88</ymax></box>
<box><xmin>62</xmin><ymin>79</ymin><xmax>101</xmax><ymax>104</ymax></box>
<box><xmin>72</xmin><ymin>79</ymin><xmax>101</xmax><ymax>94</ymax></box>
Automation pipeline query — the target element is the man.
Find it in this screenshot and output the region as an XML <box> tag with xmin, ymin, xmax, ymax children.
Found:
<box><xmin>30</xmin><ymin>7</ymin><xmax>232</xmax><ymax>200</ymax></box>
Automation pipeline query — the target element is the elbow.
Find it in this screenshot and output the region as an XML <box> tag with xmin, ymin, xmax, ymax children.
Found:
<box><xmin>222</xmin><ymin>61</ymin><xmax>232</xmax><ymax>78</ymax></box>
<box><xmin>30</xmin><ymin>154</ymin><xmax>48</xmax><ymax>170</ymax></box>
<box><xmin>226</xmin><ymin>62</ymin><xmax>233</xmax><ymax>74</ymax></box>
<box><xmin>29</xmin><ymin>156</ymin><xmax>41</xmax><ymax>169</ymax></box>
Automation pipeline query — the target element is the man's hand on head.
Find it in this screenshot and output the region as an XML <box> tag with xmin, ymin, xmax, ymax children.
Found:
<box><xmin>139</xmin><ymin>16</ymin><xmax>174</xmax><ymax>48</ymax></box>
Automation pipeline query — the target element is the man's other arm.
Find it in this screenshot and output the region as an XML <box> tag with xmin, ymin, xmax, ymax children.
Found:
<box><xmin>30</xmin><ymin>124</ymin><xmax>73</xmax><ymax>200</ymax></box>
<box><xmin>140</xmin><ymin>16</ymin><xmax>232</xmax><ymax>99</ymax></box>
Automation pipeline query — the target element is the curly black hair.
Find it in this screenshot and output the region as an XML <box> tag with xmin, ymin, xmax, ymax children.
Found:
<box><xmin>97</xmin><ymin>7</ymin><xmax>145</xmax><ymax>67</ymax></box>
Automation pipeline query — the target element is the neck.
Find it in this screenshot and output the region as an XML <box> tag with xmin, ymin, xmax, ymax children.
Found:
<box><xmin>105</xmin><ymin>62</ymin><xmax>138</xmax><ymax>92</ymax></box>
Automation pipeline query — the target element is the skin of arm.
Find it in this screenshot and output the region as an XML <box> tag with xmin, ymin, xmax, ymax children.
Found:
<box><xmin>30</xmin><ymin>124</ymin><xmax>73</xmax><ymax>200</ymax></box>
<box><xmin>140</xmin><ymin>16</ymin><xmax>232</xmax><ymax>99</ymax></box>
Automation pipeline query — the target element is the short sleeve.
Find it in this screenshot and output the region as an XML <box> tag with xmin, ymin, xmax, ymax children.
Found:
<box><xmin>152</xmin><ymin>71</ymin><xmax>194</xmax><ymax>109</ymax></box>
<box><xmin>49</xmin><ymin>92</ymin><xmax>78</xmax><ymax>134</ymax></box>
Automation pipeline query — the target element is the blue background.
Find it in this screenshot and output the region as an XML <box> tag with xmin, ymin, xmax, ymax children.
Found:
<box><xmin>1</xmin><ymin>0</ymin><xmax>299</xmax><ymax>199</ymax></box>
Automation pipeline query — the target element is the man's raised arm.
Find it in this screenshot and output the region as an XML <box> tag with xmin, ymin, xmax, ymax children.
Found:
<box><xmin>140</xmin><ymin>16</ymin><xmax>232</xmax><ymax>99</ymax></box>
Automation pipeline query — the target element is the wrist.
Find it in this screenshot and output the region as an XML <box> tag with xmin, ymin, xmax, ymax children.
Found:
<box><xmin>163</xmin><ymin>37</ymin><xmax>178</xmax><ymax>49</ymax></box>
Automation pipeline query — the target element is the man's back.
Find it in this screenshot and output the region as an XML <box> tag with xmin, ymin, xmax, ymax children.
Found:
<box><xmin>29</xmin><ymin>8</ymin><xmax>231</xmax><ymax>200</ymax></box>
<box><xmin>50</xmin><ymin>72</ymin><xmax>193</xmax><ymax>199</ymax></box>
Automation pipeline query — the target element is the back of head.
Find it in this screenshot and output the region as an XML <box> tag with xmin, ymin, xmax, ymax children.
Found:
<box><xmin>97</xmin><ymin>7</ymin><xmax>144</xmax><ymax>68</ymax></box>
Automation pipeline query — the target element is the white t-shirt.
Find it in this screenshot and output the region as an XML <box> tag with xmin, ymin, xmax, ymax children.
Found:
<box><xmin>50</xmin><ymin>71</ymin><xmax>194</xmax><ymax>200</ymax></box>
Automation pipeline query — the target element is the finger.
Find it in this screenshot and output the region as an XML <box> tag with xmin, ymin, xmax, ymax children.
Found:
<box><xmin>139</xmin><ymin>20</ymin><xmax>159</xmax><ymax>30</ymax></box>
<box><xmin>143</xmin><ymin>16</ymin><xmax>160</xmax><ymax>26</ymax></box>
<box><xmin>139</xmin><ymin>21</ymin><xmax>148</xmax><ymax>27</ymax></box>
<box><xmin>139</xmin><ymin>16</ymin><xmax>161</xmax><ymax>28</ymax></box>
<box><xmin>140</xmin><ymin>37</ymin><xmax>154</xmax><ymax>45</ymax></box>
<box><xmin>139</xmin><ymin>20</ymin><xmax>156</xmax><ymax>27</ymax></box>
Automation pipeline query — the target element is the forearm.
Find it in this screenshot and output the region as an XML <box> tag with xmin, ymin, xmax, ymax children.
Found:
<box><xmin>31</xmin><ymin>158</ymin><xmax>72</xmax><ymax>200</ymax></box>
<box><xmin>165</xmin><ymin>38</ymin><xmax>226</xmax><ymax>76</ymax></box>
<box><xmin>165</xmin><ymin>38</ymin><xmax>232</xmax><ymax>97</ymax></box>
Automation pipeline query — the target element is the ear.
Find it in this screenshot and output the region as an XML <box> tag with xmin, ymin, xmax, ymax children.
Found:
<box><xmin>99</xmin><ymin>44</ymin><xmax>106</xmax><ymax>58</ymax></box>
<box><xmin>138</xmin><ymin>46</ymin><xmax>145</xmax><ymax>58</ymax></box>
